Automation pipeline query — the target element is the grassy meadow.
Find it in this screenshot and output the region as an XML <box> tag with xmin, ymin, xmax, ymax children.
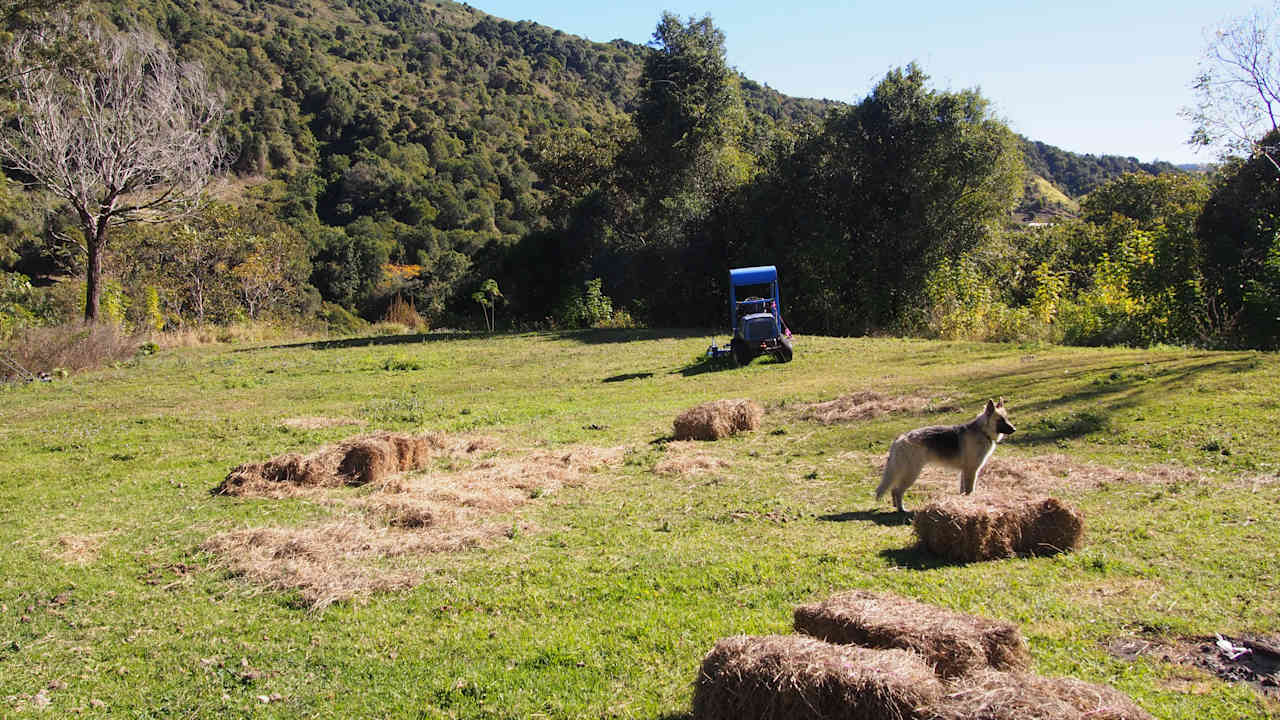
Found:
<box><xmin>0</xmin><ymin>329</ymin><xmax>1277</xmax><ymax>718</ymax></box>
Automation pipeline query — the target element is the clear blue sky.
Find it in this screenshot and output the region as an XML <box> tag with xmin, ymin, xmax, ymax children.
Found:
<box><xmin>470</xmin><ymin>0</ymin><xmax>1262</xmax><ymax>165</ymax></box>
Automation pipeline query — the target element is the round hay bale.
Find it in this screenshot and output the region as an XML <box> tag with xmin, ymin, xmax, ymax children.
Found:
<box><xmin>692</xmin><ymin>634</ymin><xmax>943</xmax><ymax>720</ymax></box>
<box><xmin>673</xmin><ymin>399</ymin><xmax>763</xmax><ymax>441</ymax></box>
<box><xmin>794</xmin><ymin>590</ymin><xmax>1029</xmax><ymax>678</ymax></box>
<box><xmin>932</xmin><ymin>669</ymin><xmax>1154</xmax><ymax>720</ymax></box>
<box><xmin>912</xmin><ymin>496</ymin><xmax>1084</xmax><ymax>563</ymax></box>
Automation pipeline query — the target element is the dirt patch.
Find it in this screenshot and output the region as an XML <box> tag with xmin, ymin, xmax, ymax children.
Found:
<box><xmin>1107</xmin><ymin>633</ymin><xmax>1280</xmax><ymax>700</ymax></box>
<box><xmin>673</xmin><ymin>399</ymin><xmax>762</xmax><ymax>441</ymax></box>
<box><xmin>280</xmin><ymin>416</ymin><xmax>361</xmax><ymax>430</ymax></box>
<box><xmin>798</xmin><ymin>390</ymin><xmax>956</xmax><ymax>425</ymax></box>
<box><xmin>794</xmin><ymin>589</ymin><xmax>1030</xmax><ymax>678</ymax></box>
<box><xmin>912</xmin><ymin>495</ymin><xmax>1084</xmax><ymax>562</ymax></box>
<box><xmin>204</xmin><ymin>435</ymin><xmax>624</xmax><ymax>608</ymax></box>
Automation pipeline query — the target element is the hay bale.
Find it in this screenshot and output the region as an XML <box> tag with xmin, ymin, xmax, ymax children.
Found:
<box><xmin>673</xmin><ymin>399</ymin><xmax>763</xmax><ymax>441</ymax></box>
<box><xmin>794</xmin><ymin>590</ymin><xmax>1029</xmax><ymax>678</ymax></box>
<box><xmin>336</xmin><ymin>436</ymin><xmax>400</xmax><ymax>486</ymax></box>
<box><xmin>931</xmin><ymin>669</ymin><xmax>1154</xmax><ymax>720</ymax></box>
<box><xmin>912</xmin><ymin>496</ymin><xmax>1084</xmax><ymax>563</ymax></box>
<box><xmin>692</xmin><ymin>635</ymin><xmax>943</xmax><ymax>720</ymax></box>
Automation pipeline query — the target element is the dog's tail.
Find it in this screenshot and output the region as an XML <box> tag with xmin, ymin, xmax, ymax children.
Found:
<box><xmin>874</xmin><ymin>446</ymin><xmax>895</xmax><ymax>500</ymax></box>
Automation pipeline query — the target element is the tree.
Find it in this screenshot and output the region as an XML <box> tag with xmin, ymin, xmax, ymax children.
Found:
<box><xmin>0</xmin><ymin>17</ymin><xmax>224</xmax><ymax>321</ymax></box>
<box><xmin>470</xmin><ymin>278</ymin><xmax>501</xmax><ymax>332</ymax></box>
<box><xmin>1185</xmin><ymin>2</ymin><xmax>1280</xmax><ymax>173</ymax></box>
<box><xmin>729</xmin><ymin>65</ymin><xmax>1023</xmax><ymax>334</ymax></box>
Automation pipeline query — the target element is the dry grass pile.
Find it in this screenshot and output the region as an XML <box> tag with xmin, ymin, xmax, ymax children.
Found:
<box><xmin>214</xmin><ymin>431</ymin><xmax>459</xmax><ymax>497</ymax></box>
<box><xmin>673</xmin><ymin>399</ymin><xmax>763</xmax><ymax>441</ymax></box>
<box><xmin>930</xmin><ymin>669</ymin><xmax>1154</xmax><ymax>720</ymax></box>
<box><xmin>391</xmin><ymin>445</ymin><xmax>627</xmax><ymax>513</ymax></box>
<box><xmin>654</xmin><ymin>442</ymin><xmax>731</xmax><ymax>476</ymax></box>
<box><xmin>975</xmin><ymin>455</ymin><xmax>1206</xmax><ymax>496</ymax></box>
<box><xmin>205</xmin><ymin>436</ymin><xmax>623</xmax><ymax>607</ymax></box>
<box><xmin>200</xmin><ymin>519</ymin><xmax>507</xmax><ymax>609</ymax></box>
<box><xmin>793</xmin><ymin>590</ymin><xmax>1029</xmax><ymax>678</ymax></box>
<box><xmin>799</xmin><ymin>391</ymin><xmax>952</xmax><ymax>425</ymax></box>
<box><xmin>912</xmin><ymin>496</ymin><xmax>1084</xmax><ymax>563</ymax></box>
<box><xmin>692</xmin><ymin>634</ymin><xmax>944</xmax><ymax>720</ymax></box>
<box><xmin>52</xmin><ymin>534</ymin><xmax>103</xmax><ymax>565</ymax></box>
<box><xmin>870</xmin><ymin>455</ymin><xmax>1211</xmax><ymax>508</ymax></box>
<box><xmin>280</xmin><ymin>416</ymin><xmax>361</xmax><ymax>430</ymax></box>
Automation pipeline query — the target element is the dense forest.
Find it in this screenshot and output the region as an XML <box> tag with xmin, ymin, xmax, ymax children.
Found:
<box><xmin>2</xmin><ymin>0</ymin><xmax>1276</xmax><ymax>355</ymax></box>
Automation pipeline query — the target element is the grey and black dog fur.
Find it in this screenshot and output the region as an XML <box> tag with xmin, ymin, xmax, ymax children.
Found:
<box><xmin>875</xmin><ymin>398</ymin><xmax>1015</xmax><ymax>512</ymax></box>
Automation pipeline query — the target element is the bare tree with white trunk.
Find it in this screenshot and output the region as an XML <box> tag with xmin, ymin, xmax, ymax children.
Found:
<box><xmin>0</xmin><ymin>17</ymin><xmax>224</xmax><ymax>321</ymax></box>
<box><xmin>1185</xmin><ymin>2</ymin><xmax>1280</xmax><ymax>174</ymax></box>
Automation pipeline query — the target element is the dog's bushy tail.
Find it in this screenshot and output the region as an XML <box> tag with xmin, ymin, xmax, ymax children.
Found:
<box><xmin>875</xmin><ymin>448</ymin><xmax>895</xmax><ymax>500</ymax></box>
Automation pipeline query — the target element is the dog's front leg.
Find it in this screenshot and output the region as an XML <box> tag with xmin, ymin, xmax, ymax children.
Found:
<box><xmin>960</xmin><ymin>470</ymin><xmax>976</xmax><ymax>495</ymax></box>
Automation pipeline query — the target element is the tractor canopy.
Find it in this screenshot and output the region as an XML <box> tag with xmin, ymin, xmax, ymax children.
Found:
<box><xmin>728</xmin><ymin>265</ymin><xmax>782</xmax><ymax>334</ymax></box>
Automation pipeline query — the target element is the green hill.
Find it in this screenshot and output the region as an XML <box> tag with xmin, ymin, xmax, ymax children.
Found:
<box><xmin>5</xmin><ymin>0</ymin><xmax>1185</xmax><ymax>316</ymax></box>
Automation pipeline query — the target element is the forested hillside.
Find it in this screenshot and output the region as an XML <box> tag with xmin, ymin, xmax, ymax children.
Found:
<box><xmin>7</xmin><ymin>0</ymin><xmax>1276</xmax><ymax>355</ymax></box>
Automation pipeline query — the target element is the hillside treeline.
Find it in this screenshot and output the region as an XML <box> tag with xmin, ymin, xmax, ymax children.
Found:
<box><xmin>2</xmin><ymin>0</ymin><xmax>1275</xmax><ymax>350</ymax></box>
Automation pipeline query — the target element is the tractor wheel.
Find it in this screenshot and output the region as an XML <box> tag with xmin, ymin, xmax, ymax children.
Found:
<box><xmin>731</xmin><ymin>338</ymin><xmax>752</xmax><ymax>367</ymax></box>
<box><xmin>774</xmin><ymin>337</ymin><xmax>794</xmax><ymax>363</ymax></box>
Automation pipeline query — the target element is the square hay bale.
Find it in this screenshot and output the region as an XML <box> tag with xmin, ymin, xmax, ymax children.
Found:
<box><xmin>912</xmin><ymin>496</ymin><xmax>1084</xmax><ymax>563</ymax></box>
<box><xmin>794</xmin><ymin>590</ymin><xmax>1029</xmax><ymax>678</ymax></box>
<box><xmin>673</xmin><ymin>399</ymin><xmax>763</xmax><ymax>441</ymax></box>
<box><xmin>932</xmin><ymin>669</ymin><xmax>1154</xmax><ymax>720</ymax></box>
<box><xmin>692</xmin><ymin>634</ymin><xmax>944</xmax><ymax>720</ymax></box>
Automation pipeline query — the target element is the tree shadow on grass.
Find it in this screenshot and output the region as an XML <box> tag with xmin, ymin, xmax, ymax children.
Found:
<box><xmin>245</xmin><ymin>331</ymin><xmax>474</xmax><ymax>352</ymax></box>
<box><xmin>970</xmin><ymin>353</ymin><xmax>1261</xmax><ymax>449</ymax></box>
<box><xmin>653</xmin><ymin>713</ymin><xmax>692</xmax><ymax>720</ymax></box>
<box><xmin>818</xmin><ymin>510</ymin><xmax>912</xmax><ymax>527</ymax></box>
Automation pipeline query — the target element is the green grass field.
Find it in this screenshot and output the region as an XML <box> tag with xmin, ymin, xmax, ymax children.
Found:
<box><xmin>1</xmin><ymin>329</ymin><xmax>1277</xmax><ymax>718</ymax></box>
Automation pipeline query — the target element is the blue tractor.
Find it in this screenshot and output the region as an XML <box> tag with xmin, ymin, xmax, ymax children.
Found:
<box><xmin>708</xmin><ymin>265</ymin><xmax>793</xmax><ymax>366</ymax></box>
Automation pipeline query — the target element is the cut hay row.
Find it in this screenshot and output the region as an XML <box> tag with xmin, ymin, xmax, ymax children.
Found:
<box><xmin>692</xmin><ymin>635</ymin><xmax>944</xmax><ymax>720</ymax></box>
<box><xmin>862</xmin><ymin>453</ymin><xmax>1213</xmax><ymax>501</ymax></box>
<box><xmin>279</xmin><ymin>416</ymin><xmax>362</xmax><ymax>430</ymax></box>
<box><xmin>934</xmin><ymin>669</ymin><xmax>1154</xmax><ymax>720</ymax></box>
<box><xmin>654</xmin><ymin>442</ymin><xmax>731</xmax><ymax>476</ymax></box>
<box><xmin>793</xmin><ymin>590</ymin><xmax>1030</xmax><ymax>678</ymax></box>
<box><xmin>673</xmin><ymin>399</ymin><xmax>763</xmax><ymax>441</ymax></box>
<box><xmin>912</xmin><ymin>496</ymin><xmax>1084</xmax><ymax>563</ymax></box>
<box><xmin>798</xmin><ymin>390</ymin><xmax>953</xmax><ymax>425</ymax></box>
<box><xmin>214</xmin><ymin>432</ymin><xmax>496</xmax><ymax>498</ymax></box>
<box><xmin>200</xmin><ymin>519</ymin><xmax>508</xmax><ymax>609</ymax></box>
<box><xmin>204</xmin><ymin>434</ymin><xmax>625</xmax><ymax>607</ymax></box>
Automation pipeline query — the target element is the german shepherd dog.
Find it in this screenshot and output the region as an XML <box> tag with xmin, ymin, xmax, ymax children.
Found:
<box><xmin>875</xmin><ymin>399</ymin><xmax>1015</xmax><ymax>512</ymax></box>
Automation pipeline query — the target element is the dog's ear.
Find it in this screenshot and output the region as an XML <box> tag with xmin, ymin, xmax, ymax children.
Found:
<box><xmin>985</xmin><ymin>399</ymin><xmax>996</xmax><ymax>415</ymax></box>
<box><xmin>996</xmin><ymin>397</ymin><xmax>1005</xmax><ymax>409</ymax></box>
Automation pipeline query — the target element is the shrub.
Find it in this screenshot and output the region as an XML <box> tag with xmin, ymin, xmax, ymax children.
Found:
<box><xmin>320</xmin><ymin>302</ymin><xmax>368</xmax><ymax>336</ymax></box>
<box><xmin>555</xmin><ymin>278</ymin><xmax>614</xmax><ymax>328</ymax></box>
<box><xmin>1</xmin><ymin>322</ymin><xmax>146</xmax><ymax>379</ymax></box>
